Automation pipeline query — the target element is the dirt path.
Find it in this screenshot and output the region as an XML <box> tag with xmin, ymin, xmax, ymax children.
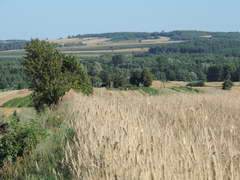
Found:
<box><xmin>0</xmin><ymin>89</ymin><xmax>31</xmax><ymax>106</ymax></box>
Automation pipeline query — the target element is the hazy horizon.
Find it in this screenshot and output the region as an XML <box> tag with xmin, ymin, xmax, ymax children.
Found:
<box><xmin>1</xmin><ymin>0</ymin><xmax>240</xmax><ymax>40</ymax></box>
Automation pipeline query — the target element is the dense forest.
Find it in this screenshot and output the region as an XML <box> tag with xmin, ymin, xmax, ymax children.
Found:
<box><xmin>149</xmin><ymin>39</ymin><xmax>240</xmax><ymax>56</ymax></box>
<box><xmin>81</xmin><ymin>53</ymin><xmax>240</xmax><ymax>88</ymax></box>
<box><xmin>0</xmin><ymin>40</ymin><xmax>27</xmax><ymax>51</ymax></box>
<box><xmin>0</xmin><ymin>59</ymin><xmax>27</xmax><ymax>89</ymax></box>
<box><xmin>1</xmin><ymin>50</ymin><xmax>240</xmax><ymax>89</ymax></box>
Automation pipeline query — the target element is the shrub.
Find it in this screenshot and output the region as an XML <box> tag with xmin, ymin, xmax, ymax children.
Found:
<box><xmin>222</xmin><ymin>80</ymin><xmax>234</xmax><ymax>90</ymax></box>
<box><xmin>186</xmin><ymin>81</ymin><xmax>205</xmax><ymax>87</ymax></box>
<box><xmin>0</xmin><ymin>109</ymin><xmax>74</xmax><ymax>179</ymax></box>
<box><xmin>0</xmin><ymin>113</ymin><xmax>47</xmax><ymax>167</ymax></box>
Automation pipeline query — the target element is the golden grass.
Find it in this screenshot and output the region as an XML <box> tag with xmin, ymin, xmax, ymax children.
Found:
<box><xmin>63</xmin><ymin>88</ymin><xmax>240</xmax><ymax>180</ymax></box>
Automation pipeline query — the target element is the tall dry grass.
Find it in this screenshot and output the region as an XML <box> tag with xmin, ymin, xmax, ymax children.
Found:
<box><xmin>64</xmin><ymin>89</ymin><xmax>240</xmax><ymax>180</ymax></box>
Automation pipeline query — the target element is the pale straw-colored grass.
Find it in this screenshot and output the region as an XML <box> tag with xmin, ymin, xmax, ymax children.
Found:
<box><xmin>64</xmin><ymin>89</ymin><xmax>240</xmax><ymax>180</ymax></box>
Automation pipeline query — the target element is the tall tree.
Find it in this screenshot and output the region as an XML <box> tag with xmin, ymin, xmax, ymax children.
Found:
<box><xmin>23</xmin><ymin>39</ymin><xmax>92</xmax><ymax>111</ymax></box>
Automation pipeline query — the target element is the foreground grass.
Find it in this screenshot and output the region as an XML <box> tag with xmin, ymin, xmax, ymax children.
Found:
<box><xmin>64</xmin><ymin>89</ymin><xmax>240</xmax><ymax>180</ymax></box>
<box><xmin>0</xmin><ymin>106</ymin><xmax>74</xmax><ymax>179</ymax></box>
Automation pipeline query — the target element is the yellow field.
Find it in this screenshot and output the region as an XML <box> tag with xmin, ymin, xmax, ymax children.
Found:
<box><xmin>63</xmin><ymin>88</ymin><xmax>240</xmax><ymax>180</ymax></box>
<box><xmin>47</xmin><ymin>37</ymin><xmax>111</xmax><ymax>46</ymax></box>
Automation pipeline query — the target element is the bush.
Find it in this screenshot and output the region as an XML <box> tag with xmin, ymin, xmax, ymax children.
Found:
<box><xmin>0</xmin><ymin>110</ymin><xmax>74</xmax><ymax>179</ymax></box>
<box><xmin>0</xmin><ymin>113</ymin><xmax>47</xmax><ymax>167</ymax></box>
<box><xmin>23</xmin><ymin>39</ymin><xmax>92</xmax><ymax>111</ymax></box>
<box><xmin>222</xmin><ymin>80</ymin><xmax>234</xmax><ymax>90</ymax></box>
<box><xmin>186</xmin><ymin>81</ymin><xmax>205</xmax><ymax>87</ymax></box>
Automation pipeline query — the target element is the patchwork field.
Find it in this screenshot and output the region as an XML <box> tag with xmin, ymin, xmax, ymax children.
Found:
<box><xmin>0</xmin><ymin>37</ymin><xmax>183</xmax><ymax>57</ymax></box>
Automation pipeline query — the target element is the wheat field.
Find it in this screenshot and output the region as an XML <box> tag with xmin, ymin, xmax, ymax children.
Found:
<box><xmin>63</xmin><ymin>89</ymin><xmax>240</xmax><ymax>180</ymax></box>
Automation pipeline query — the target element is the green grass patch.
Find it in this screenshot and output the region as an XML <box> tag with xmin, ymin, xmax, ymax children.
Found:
<box><xmin>108</xmin><ymin>86</ymin><xmax>202</xmax><ymax>96</ymax></box>
<box><xmin>108</xmin><ymin>87</ymin><xmax>159</xmax><ymax>96</ymax></box>
<box><xmin>1</xmin><ymin>95</ymin><xmax>33</xmax><ymax>108</ymax></box>
<box><xmin>169</xmin><ymin>86</ymin><xmax>201</xmax><ymax>93</ymax></box>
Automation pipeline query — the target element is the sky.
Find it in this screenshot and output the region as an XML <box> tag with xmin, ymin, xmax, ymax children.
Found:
<box><xmin>1</xmin><ymin>0</ymin><xmax>240</xmax><ymax>40</ymax></box>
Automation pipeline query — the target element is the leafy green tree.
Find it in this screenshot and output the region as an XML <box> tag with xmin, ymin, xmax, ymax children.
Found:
<box><xmin>111</xmin><ymin>55</ymin><xmax>124</xmax><ymax>67</ymax></box>
<box><xmin>88</xmin><ymin>62</ymin><xmax>102</xmax><ymax>76</ymax></box>
<box><xmin>23</xmin><ymin>39</ymin><xmax>92</xmax><ymax>111</ymax></box>
<box><xmin>62</xmin><ymin>55</ymin><xmax>93</xmax><ymax>95</ymax></box>
<box><xmin>129</xmin><ymin>70</ymin><xmax>142</xmax><ymax>86</ymax></box>
<box><xmin>113</xmin><ymin>71</ymin><xmax>128</xmax><ymax>88</ymax></box>
<box><xmin>141</xmin><ymin>69</ymin><xmax>153</xmax><ymax>87</ymax></box>
<box><xmin>99</xmin><ymin>71</ymin><xmax>113</xmax><ymax>88</ymax></box>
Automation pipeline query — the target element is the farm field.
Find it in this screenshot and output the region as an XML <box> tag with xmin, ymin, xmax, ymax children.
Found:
<box><xmin>0</xmin><ymin>37</ymin><xmax>183</xmax><ymax>57</ymax></box>
<box><xmin>1</xmin><ymin>82</ymin><xmax>240</xmax><ymax>179</ymax></box>
<box><xmin>63</xmin><ymin>87</ymin><xmax>240</xmax><ymax>179</ymax></box>
<box><xmin>0</xmin><ymin>81</ymin><xmax>238</xmax><ymax>117</ymax></box>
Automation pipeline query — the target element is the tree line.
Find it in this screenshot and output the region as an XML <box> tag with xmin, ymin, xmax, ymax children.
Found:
<box><xmin>0</xmin><ymin>40</ymin><xmax>27</xmax><ymax>51</ymax></box>
<box><xmin>149</xmin><ymin>39</ymin><xmax>240</xmax><ymax>56</ymax></box>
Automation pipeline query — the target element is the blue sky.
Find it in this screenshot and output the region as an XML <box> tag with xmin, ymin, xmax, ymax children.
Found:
<box><xmin>1</xmin><ymin>0</ymin><xmax>240</xmax><ymax>39</ymax></box>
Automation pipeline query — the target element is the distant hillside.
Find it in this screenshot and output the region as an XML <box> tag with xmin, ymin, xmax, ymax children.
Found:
<box><xmin>69</xmin><ymin>31</ymin><xmax>240</xmax><ymax>41</ymax></box>
<box><xmin>2</xmin><ymin>31</ymin><xmax>240</xmax><ymax>51</ymax></box>
<box><xmin>68</xmin><ymin>32</ymin><xmax>157</xmax><ymax>41</ymax></box>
